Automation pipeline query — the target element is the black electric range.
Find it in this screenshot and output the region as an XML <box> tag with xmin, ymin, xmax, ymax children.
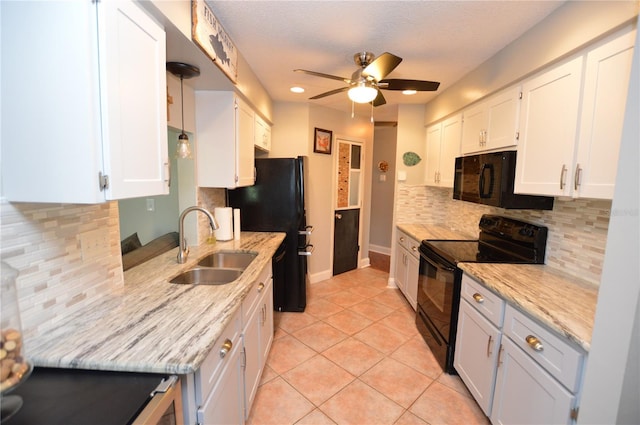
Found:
<box><xmin>415</xmin><ymin>214</ymin><xmax>548</xmax><ymax>374</ymax></box>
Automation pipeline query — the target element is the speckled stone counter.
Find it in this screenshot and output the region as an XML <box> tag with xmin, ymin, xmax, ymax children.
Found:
<box><xmin>458</xmin><ymin>263</ymin><xmax>598</xmax><ymax>352</ymax></box>
<box><xmin>397</xmin><ymin>223</ymin><xmax>474</xmax><ymax>241</ymax></box>
<box><xmin>25</xmin><ymin>232</ymin><xmax>285</xmax><ymax>375</ymax></box>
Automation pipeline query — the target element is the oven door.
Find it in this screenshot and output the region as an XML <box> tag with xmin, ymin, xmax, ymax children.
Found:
<box><xmin>417</xmin><ymin>248</ymin><xmax>456</xmax><ymax>337</ymax></box>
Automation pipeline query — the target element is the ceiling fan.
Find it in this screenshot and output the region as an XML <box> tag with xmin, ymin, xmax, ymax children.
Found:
<box><xmin>294</xmin><ymin>51</ymin><xmax>440</xmax><ymax>106</ymax></box>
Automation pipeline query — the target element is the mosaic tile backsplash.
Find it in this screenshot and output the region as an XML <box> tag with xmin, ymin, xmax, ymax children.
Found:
<box><xmin>395</xmin><ymin>184</ymin><xmax>611</xmax><ymax>286</ymax></box>
<box><xmin>1</xmin><ymin>199</ymin><xmax>123</xmax><ymax>340</ymax></box>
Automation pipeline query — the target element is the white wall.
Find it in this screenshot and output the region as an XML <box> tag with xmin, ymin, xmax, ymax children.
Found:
<box><xmin>271</xmin><ymin>102</ymin><xmax>373</xmax><ymax>283</ymax></box>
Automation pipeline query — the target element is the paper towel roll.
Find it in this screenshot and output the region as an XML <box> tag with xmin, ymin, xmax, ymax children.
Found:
<box><xmin>233</xmin><ymin>209</ymin><xmax>241</xmax><ymax>240</ymax></box>
<box><xmin>214</xmin><ymin>207</ymin><xmax>233</xmax><ymax>241</ymax></box>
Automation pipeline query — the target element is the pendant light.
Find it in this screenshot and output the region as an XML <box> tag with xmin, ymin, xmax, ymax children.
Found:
<box><xmin>166</xmin><ymin>62</ymin><xmax>200</xmax><ymax>159</ymax></box>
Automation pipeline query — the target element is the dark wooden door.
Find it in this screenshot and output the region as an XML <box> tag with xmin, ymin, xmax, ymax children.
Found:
<box><xmin>333</xmin><ymin>208</ymin><xmax>360</xmax><ymax>275</ymax></box>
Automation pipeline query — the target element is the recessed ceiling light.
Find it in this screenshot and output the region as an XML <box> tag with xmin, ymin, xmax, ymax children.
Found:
<box><xmin>402</xmin><ymin>89</ymin><xmax>417</xmax><ymax>95</ymax></box>
<box><xmin>290</xmin><ymin>86</ymin><xmax>305</xmax><ymax>93</ymax></box>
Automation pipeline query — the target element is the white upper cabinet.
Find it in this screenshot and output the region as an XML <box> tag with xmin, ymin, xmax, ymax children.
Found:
<box><xmin>1</xmin><ymin>0</ymin><xmax>168</xmax><ymax>203</ymax></box>
<box><xmin>515</xmin><ymin>26</ymin><xmax>635</xmax><ymax>199</ymax></box>
<box><xmin>461</xmin><ymin>86</ymin><xmax>521</xmax><ymax>155</ymax></box>
<box><xmin>195</xmin><ymin>92</ymin><xmax>256</xmax><ymax>188</ymax></box>
<box><xmin>575</xmin><ymin>28</ymin><xmax>636</xmax><ymax>199</ymax></box>
<box><xmin>425</xmin><ymin>114</ymin><xmax>462</xmax><ymax>187</ymax></box>
<box><xmin>254</xmin><ymin>115</ymin><xmax>272</xmax><ymax>152</ymax></box>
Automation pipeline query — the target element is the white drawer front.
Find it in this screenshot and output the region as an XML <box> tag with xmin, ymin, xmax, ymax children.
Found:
<box><xmin>397</xmin><ymin>230</ymin><xmax>410</xmax><ymax>251</ymax></box>
<box><xmin>405</xmin><ymin>236</ymin><xmax>420</xmax><ymax>260</ymax></box>
<box><xmin>461</xmin><ymin>273</ymin><xmax>505</xmax><ymax>327</ymax></box>
<box><xmin>242</xmin><ymin>264</ymin><xmax>272</xmax><ymax>324</ymax></box>
<box><xmin>503</xmin><ymin>305</ymin><xmax>584</xmax><ymax>392</ymax></box>
<box><xmin>195</xmin><ymin>307</ymin><xmax>242</xmax><ymax>404</ymax></box>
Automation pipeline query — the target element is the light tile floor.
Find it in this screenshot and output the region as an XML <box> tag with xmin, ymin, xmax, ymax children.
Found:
<box><xmin>247</xmin><ymin>267</ymin><xmax>490</xmax><ymax>425</ymax></box>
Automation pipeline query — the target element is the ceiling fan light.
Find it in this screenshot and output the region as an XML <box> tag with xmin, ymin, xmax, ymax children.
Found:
<box><xmin>290</xmin><ymin>86</ymin><xmax>305</xmax><ymax>93</ymax></box>
<box><xmin>348</xmin><ymin>84</ymin><xmax>378</xmax><ymax>103</ymax></box>
<box><xmin>402</xmin><ymin>89</ymin><xmax>417</xmax><ymax>95</ymax></box>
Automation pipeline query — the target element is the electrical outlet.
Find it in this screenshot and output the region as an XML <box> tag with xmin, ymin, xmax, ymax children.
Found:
<box><xmin>146</xmin><ymin>199</ymin><xmax>155</xmax><ymax>212</ymax></box>
<box><xmin>80</xmin><ymin>228</ymin><xmax>110</xmax><ymax>261</ymax></box>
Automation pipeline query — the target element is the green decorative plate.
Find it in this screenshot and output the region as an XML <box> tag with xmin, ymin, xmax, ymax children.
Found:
<box><xmin>402</xmin><ymin>151</ymin><xmax>421</xmax><ymax>166</ymax></box>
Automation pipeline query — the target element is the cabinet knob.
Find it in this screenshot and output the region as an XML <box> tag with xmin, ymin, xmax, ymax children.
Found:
<box><xmin>219</xmin><ymin>338</ymin><xmax>233</xmax><ymax>358</ymax></box>
<box><xmin>472</xmin><ymin>293</ymin><xmax>484</xmax><ymax>303</ymax></box>
<box><xmin>257</xmin><ymin>282</ymin><xmax>265</xmax><ymax>292</ymax></box>
<box><xmin>525</xmin><ymin>335</ymin><xmax>544</xmax><ymax>352</ymax></box>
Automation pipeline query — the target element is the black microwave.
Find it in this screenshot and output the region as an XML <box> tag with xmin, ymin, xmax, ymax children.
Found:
<box><xmin>453</xmin><ymin>151</ymin><xmax>554</xmax><ymax>210</ymax></box>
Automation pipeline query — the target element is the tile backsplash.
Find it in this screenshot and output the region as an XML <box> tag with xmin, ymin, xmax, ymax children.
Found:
<box><xmin>395</xmin><ymin>185</ymin><xmax>610</xmax><ymax>286</ymax></box>
<box><xmin>0</xmin><ymin>199</ymin><xmax>123</xmax><ymax>340</ymax></box>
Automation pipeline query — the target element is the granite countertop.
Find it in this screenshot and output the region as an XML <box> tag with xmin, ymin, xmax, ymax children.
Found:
<box><xmin>397</xmin><ymin>223</ymin><xmax>475</xmax><ymax>241</ymax></box>
<box><xmin>397</xmin><ymin>223</ymin><xmax>598</xmax><ymax>353</ymax></box>
<box><xmin>458</xmin><ymin>263</ymin><xmax>598</xmax><ymax>352</ymax></box>
<box><xmin>25</xmin><ymin>232</ymin><xmax>285</xmax><ymax>375</ymax></box>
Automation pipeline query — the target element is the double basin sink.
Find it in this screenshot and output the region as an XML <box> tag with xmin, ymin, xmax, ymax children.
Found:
<box><xmin>170</xmin><ymin>251</ymin><xmax>257</xmax><ymax>285</ymax></box>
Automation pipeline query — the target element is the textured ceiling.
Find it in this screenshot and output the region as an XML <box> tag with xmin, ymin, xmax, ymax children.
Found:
<box><xmin>208</xmin><ymin>1</ymin><xmax>565</xmax><ymax>121</ymax></box>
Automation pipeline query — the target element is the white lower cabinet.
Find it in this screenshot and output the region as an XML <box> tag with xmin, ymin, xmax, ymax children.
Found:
<box><xmin>242</xmin><ymin>265</ymin><xmax>274</xmax><ymax>419</ymax></box>
<box><xmin>490</xmin><ymin>337</ymin><xmax>575</xmax><ymax>425</ymax></box>
<box><xmin>393</xmin><ymin>230</ymin><xmax>420</xmax><ymax>310</ymax></box>
<box><xmin>456</xmin><ymin>274</ymin><xmax>585</xmax><ymax>424</ymax></box>
<box><xmin>187</xmin><ymin>263</ymin><xmax>274</xmax><ymax>424</ymax></box>
<box><xmin>195</xmin><ymin>308</ymin><xmax>244</xmax><ymax>425</ymax></box>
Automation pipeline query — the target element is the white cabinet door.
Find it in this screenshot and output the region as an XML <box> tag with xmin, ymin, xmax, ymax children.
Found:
<box><xmin>461</xmin><ymin>87</ymin><xmax>520</xmax><ymax>155</ymax></box>
<box><xmin>260</xmin><ymin>277</ymin><xmax>275</xmax><ymax>365</ymax></box>
<box><xmin>515</xmin><ymin>57</ymin><xmax>583</xmax><ymax>197</ymax></box>
<box><xmin>491</xmin><ymin>338</ymin><xmax>576</xmax><ymax>425</ymax></box>
<box><xmin>196</xmin><ymin>92</ymin><xmax>255</xmax><ymax>188</ymax></box>
<box><xmin>425</xmin><ymin>123</ymin><xmax>442</xmax><ymax>186</ymax></box>
<box><xmin>405</xmin><ymin>250</ymin><xmax>419</xmax><ymax>310</ymax></box>
<box><xmin>454</xmin><ymin>300</ymin><xmax>502</xmax><ymax>416</ymax></box>
<box><xmin>254</xmin><ymin>115</ymin><xmax>272</xmax><ymax>152</ymax></box>
<box><xmin>243</xmin><ymin>301</ymin><xmax>261</xmax><ymax>417</ymax></box>
<box><xmin>1</xmin><ymin>0</ymin><xmax>168</xmax><ymax>203</ymax></box>
<box><xmin>485</xmin><ymin>86</ymin><xmax>520</xmax><ymax>152</ymax></box>
<box><xmin>99</xmin><ymin>0</ymin><xmax>169</xmax><ymax>200</ymax></box>
<box><xmin>394</xmin><ymin>249</ymin><xmax>408</xmax><ymax>295</ymax></box>
<box><xmin>197</xmin><ymin>340</ymin><xmax>245</xmax><ymax>425</ymax></box>
<box><xmin>439</xmin><ymin>115</ymin><xmax>462</xmax><ymax>188</ymax></box>
<box><xmin>461</xmin><ymin>103</ymin><xmax>487</xmax><ymax>154</ymax></box>
<box><xmin>575</xmin><ymin>28</ymin><xmax>636</xmax><ymax>199</ymax></box>
<box><xmin>424</xmin><ymin>115</ymin><xmax>461</xmax><ymax>187</ymax></box>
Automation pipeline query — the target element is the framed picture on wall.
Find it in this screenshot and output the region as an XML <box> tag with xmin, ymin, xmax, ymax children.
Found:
<box><xmin>314</xmin><ymin>128</ymin><xmax>332</xmax><ymax>155</ymax></box>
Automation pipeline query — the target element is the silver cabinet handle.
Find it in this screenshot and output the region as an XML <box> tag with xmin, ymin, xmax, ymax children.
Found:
<box><xmin>560</xmin><ymin>164</ymin><xmax>567</xmax><ymax>190</ymax></box>
<box><xmin>574</xmin><ymin>164</ymin><xmax>582</xmax><ymax>191</ymax></box>
<box><xmin>526</xmin><ymin>335</ymin><xmax>544</xmax><ymax>352</ymax></box>
<box><xmin>487</xmin><ymin>335</ymin><xmax>493</xmax><ymax>357</ymax></box>
<box><xmin>219</xmin><ymin>339</ymin><xmax>233</xmax><ymax>358</ymax></box>
<box><xmin>298</xmin><ymin>225</ymin><xmax>313</xmax><ymax>235</ymax></box>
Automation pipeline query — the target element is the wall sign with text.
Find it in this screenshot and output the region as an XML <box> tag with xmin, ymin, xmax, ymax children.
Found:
<box><xmin>192</xmin><ymin>0</ymin><xmax>238</xmax><ymax>83</ymax></box>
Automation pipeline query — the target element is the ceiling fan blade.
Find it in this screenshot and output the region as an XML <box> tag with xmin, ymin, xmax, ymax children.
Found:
<box><xmin>372</xmin><ymin>89</ymin><xmax>386</xmax><ymax>107</ymax></box>
<box><xmin>378</xmin><ymin>79</ymin><xmax>440</xmax><ymax>91</ymax></box>
<box><xmin>294</xmin><ymin>69</ymin><xmax>351</xmax><ymax>83</ymax></box>
<box><xmin>361</xmin><ymin>52</ymin><xmax>402</xmax><ymax>81</ymax></box>
<box><xmin>309</xmin><ymin>86</ymin><xmax>350</xmax><ymax>100</ymax></box>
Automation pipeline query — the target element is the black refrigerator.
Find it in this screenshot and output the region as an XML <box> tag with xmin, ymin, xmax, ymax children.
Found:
<box><xmin>228</xmin><ymin>157</ymin><xmax>310</xmax><ymax>312</ymax></box>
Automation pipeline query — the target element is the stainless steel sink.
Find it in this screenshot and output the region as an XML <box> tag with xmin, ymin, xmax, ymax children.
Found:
<box><xmin>170</xmin><ymin>268</ymin><xmax>243</xmax><ymax>285</ymax></box>
<box><xmin>196</xmin><ymin>251</ymin><xmax>257</xmax><ymax>270</ymax></box>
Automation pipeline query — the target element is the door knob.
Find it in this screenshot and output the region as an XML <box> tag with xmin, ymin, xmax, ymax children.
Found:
<box><xmin>335</xmin><ymin>213</ymin><xmax>342</xmax><ymax>219</ymax></box>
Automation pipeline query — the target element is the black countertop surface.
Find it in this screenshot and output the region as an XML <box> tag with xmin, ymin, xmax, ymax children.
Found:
<box><xmin>1</xmin><ymin>367</ymin><xmax>167</xmax><ymax>425</ymax></box>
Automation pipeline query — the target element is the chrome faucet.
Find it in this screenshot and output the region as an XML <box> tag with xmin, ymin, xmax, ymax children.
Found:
<box><xmin>177</xmin><ymin>206</ymin><xmax>219</xmax><ymax>264</ymax></box>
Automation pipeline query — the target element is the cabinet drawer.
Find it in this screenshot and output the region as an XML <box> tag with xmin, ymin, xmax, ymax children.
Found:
<box><xmin>397</xmin><ymin>230</ymin><xmax>420</xmax><ymax>259</ymax></box>
<box><xmin>195</xmin><ymin>307</ymin><xmax>242</xmax><ymax>404</ymax></box>
<box><xmin>242</xmin><ymin>264</ymin><xmax>271</xmax><ymax>324</ymax></box>
<box><xmin>461</xmin><ymin>274</ymin><xmax>505</xmax><ymax>327</ymax></box>
<box><xmin>503</xmin><ymin>305</ymin><xmax>584</xmax><ymax>392</ymax></box>
<box><xmin>396</xmin><ymin>230</ymin><xmax>410</xmax><ymax>251</ymax></box>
